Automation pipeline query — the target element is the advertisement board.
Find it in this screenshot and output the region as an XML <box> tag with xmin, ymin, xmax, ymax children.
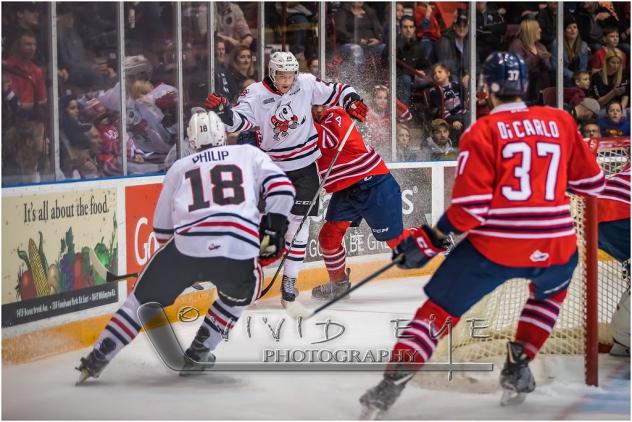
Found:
<box><xmin>2</xmin><ymin>189</ymin><xmax>119</xmax><ymax>327</ymax></box>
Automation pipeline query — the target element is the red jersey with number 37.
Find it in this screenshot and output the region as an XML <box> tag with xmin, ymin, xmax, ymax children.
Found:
<box><xmin>442</xmin><ymin>102</ymin><xmax>605</xmax><ymax>267</ymax></box>
<box><xmin>313</xmin><ymin>107</ymin><xmax>389</xmax><ymax>193</ymax></box>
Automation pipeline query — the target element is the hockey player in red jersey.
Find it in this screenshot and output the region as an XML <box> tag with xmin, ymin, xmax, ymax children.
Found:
<box><xmin>310</xmin><ymin>105</ymin><xmax>411</xmax><ymax>299</ymax></box>
<box><xmin>597</xmin><ymin>162</ymin><xmax>630</xmax><ymax>356</ymax></box>
<box><xmin>205</xmin><ymin>51</ymin><xmax>367</xmax><ymax>305</ymax></box>
<box><xmin>75</xmin><ymin>110</ymin><xmax>294</xmax><ymax>383</ymax></box>
<box><xmin>597</xmin><ymin>162</ymin><xmax>630</xmax><ymax>266</ymax></box>
<box><xmin>359</xmin><ymin>52</ymin><xmax>606</xmax><ymax>418</ymax></box>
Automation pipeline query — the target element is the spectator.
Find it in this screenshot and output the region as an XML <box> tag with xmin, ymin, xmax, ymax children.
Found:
<box><xmin>60</xmin><ymin>95</ymin><xmax>99</xmax><ymax>178</ymax></box>
<box><xmin>227</xmin><ymin>46</ymin><xmax>256</xmax><ymax>102</ymax></box>
<box><xmin>495</xmin><ymin>3</ymin><xmax>537</xmax><ymax>25</ymax></box>
<box><xmin>537</xmin><ymin>2</ymin><xmax>558</xmax><ymax>50</ymax></box>
<box><xmin>509</xmin><ymin>18</ymin><xmax>552</xmax><ymax>104</ymax></box>
<box><xmin>214</xmin><ymin>40</ymin><xmax>233</xmax><ymax>100</ymax></box>
<box><xmin>84</xmin><ymin>99</ymin><xmax>122</xmax><ymax>177</ymax></box>
<box><xmin>307</xmin><ymin>57</ymin><xmax>319</xmax><ymax>77</ymax></box>
<box><xmin>3</xmin><ymin>31</ymin><xmax>47</xmax><ymax>119</ymax></box>
<box><xmin>551</xmin><ymin>15</ymin><xmax>590</xmax><ymax>87</ymax></box>
<box><xmin>335</xmin><ymin>2</ymin><xmax>385</xmax><ymax>71</ymax></box>
<box><xmin>564</xmin><ymin>70</ymin><xmax>591</xmax><ymax>106</ymax></box>
<box><xmin>2</xmin><ymin>67</ymin><xmax>21</xmax><ymax>130</ymax></box>
<box><xmin>598</xmin><ymin>101</ymin><xmax>630</xmax><ymax>136</ymax></box>
<box><xmin>581</xmin><ymin>119</ymin><xmax>602</xmax><ymax>138</ymax></box>
<box><xmin>57</xmin><ymin>6</ymin><xmax>114</xmax><ymax>89</ymax></box>
<box><xmin>365</xmin><ymin>85</ymin><xmax>391</xmax><ymax>159</ymax></box>
<box><xmin>395</xmin><ymin>15</ymin><xmax>430</xmax><ymax>106</ymax></box>
<box><xmin>428</xmin><ymin>63</ymin><xmax>466</xmax><ymax>134</ymax></box>
<box><xmin>414</xmin><ymin>3</ymin><xmax>442</xmax><ymax>63</ymax></box>
<box><xmin>434</xmin><ymin>11</ymin><xmax>470</xmax><ymax>88</ymax></box>
<box><xmin>576</xmin><ymin>2</ymin><xmax>612</xmax><ymax>51</ymax></box>
<box><xmin>216</xmin><ymin>2</ymin><xmax>254</xmax><ymax>52</ymax></box>
<box><xmin>3</xmin><ymin>3</ymin><xmax>46</xmax><ymax>66</ymax></box>
<box><xmin>276</xmin><ymin>3</ymin><xmax>315</xmax><ymax>61</ymax></box>
<box><xmin>476</xmin><ymin>2</ymin><xmax>507</xmax><ymax>62</ymax></box>
<box><xmin>421</xmin><ymin>118</ymin><xmax>458</xmax><ymax>161</ymax></box>
<box><xmin>590</xmin><ymin>27</ymin><xmax>627</xmax><ymax>73</ymax></box>
<box><xmin>566</xmin><ymin>96</ymin><xmax>601</xmax><ymax>125</ymax></box>
<box><xmin>397</xmin><ymin>123</ymin><xmax>420</xmax><ymax>162</ymax></box>
<box><xmin>590</xmin><ymin>48</ymin><xmax>629</xmax><ymax>108</ymax></box>
<box><xmin>2</xmin><ymin>120</ymin><xmax>47</xmax><ymax>184</ymax></box>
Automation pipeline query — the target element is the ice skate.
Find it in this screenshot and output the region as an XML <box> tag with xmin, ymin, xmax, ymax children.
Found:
<box><xmin>75</xmin><ymin>338</ymin><xmax>114</xmax><ymax>385</ymax></box>
<box><xmin>359</xmin><ymin>368</ymin><xmax>413</xmax><ymax>419</ymax></box>
<box><xmin>312</xmin><ymin>269</ymin><xmax>351</xmax><ymax>301</ymax></box>
<box><xmin>281</xmin><ymin>275</ymin><xmax>299</xmax><ymax>305</ymax></box>
<box><xmin>500</xmin><ymin>341</ymin><xmax>535</xmax><ymax>406</ymax></box>
<box><xmin>180</xmin><ymin>330</ymin><xmax>216</xmax><ymax>376</ymax></box>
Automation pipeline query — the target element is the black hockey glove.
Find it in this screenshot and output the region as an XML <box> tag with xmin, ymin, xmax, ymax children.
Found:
<box><xmin>259</xmin><ymin>213</ymin><xmax>289</xmax><ymax>259</ymax></box>
<box><xmin>393</xmin><ymin>225</ymin><xmax>450</xmax><ymax>269</ymax></box>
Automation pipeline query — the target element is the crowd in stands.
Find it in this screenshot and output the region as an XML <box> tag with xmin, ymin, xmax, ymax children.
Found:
<box><xmin>1</xmin><ymin>2</ymin><xmax>630</xmax><ymax>187</ymax></box>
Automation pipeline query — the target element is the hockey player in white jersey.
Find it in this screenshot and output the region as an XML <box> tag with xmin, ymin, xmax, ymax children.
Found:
<box><xmin>76</xmin><ymin>110</ymin><xmax>295</xmax><ymax>383</ymax></box>
<box><xmin>205</xmin><ymin>51</ymin><xmax>368</xmax><ymax>304</ymax></box>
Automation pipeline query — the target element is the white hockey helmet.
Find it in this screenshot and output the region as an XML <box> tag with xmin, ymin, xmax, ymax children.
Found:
<box><xmin>269</xmin><ymin>51</ymin><xmax>299</xmax><ymax>85</ymax></box>
<box><xmin>187</xmin><ymin>109</ymin><xmax>226</xmax><ymax>150</ymax></box>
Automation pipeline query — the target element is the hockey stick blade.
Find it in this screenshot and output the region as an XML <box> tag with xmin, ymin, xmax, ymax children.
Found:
<box><xmin>89</xmin><ymin>248</ymin><xmax>138</xmax><ymax>283</ymax></box>
<box><xmin>285</xmin><ymin>255</ymin><xmax>403</xmax><ymax>320</ymax></box>
<box><xmin>261</xmin><ymin>119</ymin><xmax>358</xmax><ymax>298</ymax></box>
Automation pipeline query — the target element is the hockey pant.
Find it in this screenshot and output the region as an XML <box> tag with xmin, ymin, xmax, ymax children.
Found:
<box><xmin>388</xmin><ymin>238</ymin><xmax>577</xmax><ymax>372</ymax></box>
<box><xmin>92</xmin><ymin>238</ymin><xmax>262</xmax><ymax>363</ymax></box>
<box><xmin>283</xmin><ymin>213</ymin><xmax>310</xmax><ymax>279</ymax></box>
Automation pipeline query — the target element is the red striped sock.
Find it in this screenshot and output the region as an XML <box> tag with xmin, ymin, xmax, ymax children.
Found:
<box><xmin>514</xmin><ymin>287</ymin><xmax>567</xmax><ymax>359</ymax></box>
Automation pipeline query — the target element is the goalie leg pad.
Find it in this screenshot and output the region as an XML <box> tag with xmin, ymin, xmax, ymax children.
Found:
<box><xmin>319</xmin><ymin>220</ymin><xmax>351</xmax><ymax>282</ymax></box>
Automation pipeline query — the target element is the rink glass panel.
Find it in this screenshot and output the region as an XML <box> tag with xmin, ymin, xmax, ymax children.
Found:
<box><xmin>2</xmin><ymin>3</ymin><xmax>55</xmax><ymax>185</ymax></box>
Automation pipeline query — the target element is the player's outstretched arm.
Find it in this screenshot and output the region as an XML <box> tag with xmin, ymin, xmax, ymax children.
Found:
<box><xmin>392</xmin><ymin>225</ymin><xmax>450</xmax><ymax>269</ymax></box>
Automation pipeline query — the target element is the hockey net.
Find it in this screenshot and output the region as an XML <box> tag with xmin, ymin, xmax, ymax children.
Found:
<box><xmin>414</xmin><ymin>137</ymin><xmax>629</xmax><ymax>389</ymax></box>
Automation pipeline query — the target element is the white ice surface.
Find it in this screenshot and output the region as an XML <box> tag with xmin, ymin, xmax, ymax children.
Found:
<box><xmin>2</xmin><ymin>275</ymin><xmax>629</xmax><ymax>420</ymax></box>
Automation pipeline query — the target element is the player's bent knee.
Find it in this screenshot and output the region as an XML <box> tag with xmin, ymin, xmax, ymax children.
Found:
<box><xmin>413</xmin><ymin>299</ymin><xmax>461</xmax><ymax>331</ymax></box>
<box><xmin>319</xmin><ymin>221</ymin><xmax>351</xmax><ymax>251</ymax></box>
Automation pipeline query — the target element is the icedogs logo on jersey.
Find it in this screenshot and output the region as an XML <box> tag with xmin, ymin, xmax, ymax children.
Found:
<box><xmin>271</xmin><ymin>102</ymin><xmax>299</xmax><ymax>141</ymax></box>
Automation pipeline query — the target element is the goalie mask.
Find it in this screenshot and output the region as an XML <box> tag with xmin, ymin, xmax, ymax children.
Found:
<box><xmin>269</xmin><ymin>51</ymin><xmax>299</xmax><ymax>86</ymax></box>
<box><xmin>187</xmin><ymin>110</ymin><xmax>226</xmax><ymax>150</ymax></box>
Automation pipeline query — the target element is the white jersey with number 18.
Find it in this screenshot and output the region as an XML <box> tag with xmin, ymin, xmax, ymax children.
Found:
<box><xmin>152</xmin><ymin>144</ymin><xmax>295</xmax><ymax>259</ymax></box>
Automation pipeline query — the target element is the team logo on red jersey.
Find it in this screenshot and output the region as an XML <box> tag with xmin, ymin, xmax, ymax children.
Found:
<box><xmin>529</xmin><ymin>250</ymin><xmax>550</xmax><ymax>262</ymax></box>
<box><xmin>271</xmin><ymin>102</ymin><xmax>299</xmax><ymax>141</ymax></box>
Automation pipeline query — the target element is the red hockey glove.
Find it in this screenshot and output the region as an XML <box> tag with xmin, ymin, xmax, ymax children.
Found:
<box><xmin>345</xmin><ymin>99</ymin><xmax>368</xmax><ymax>122</ymax></box>
<box><xmin>344</xmin><ymin>93</ymin><xmax>368</xmax><ymax>122</ymax></box>
<box><xmin>393</xmin><ymin>225</ymin><xmax>449</xmax><ymax>269</ymax></box>
<box><xmin>205</xmin><ymin>92</ymin><xmax>229</xmax><ymax>111</ymax></box>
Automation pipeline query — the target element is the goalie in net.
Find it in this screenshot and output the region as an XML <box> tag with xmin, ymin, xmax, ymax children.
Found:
<box><xmin>359</xmin><ymin>52</ymin><xmax>606</xmax><ymax>418</ymax></box>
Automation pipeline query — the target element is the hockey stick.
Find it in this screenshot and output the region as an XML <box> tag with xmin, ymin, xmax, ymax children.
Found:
<box><xmin>88</xmin><ymin>248</ymin><xmax>204</xmax><ymax>290</ymax></box>
<box><xmin>89</xmin><ymin>249</ymin><xmax>138</xmax><ymax>282</ymax></box>
<box><xmin>260</xmin><ymin>119</ymin><xmax>357</xmax><ymax>297</ymax></box>
<box><xmin>285</xmin><ymin>254</ymin><xmax>404</xmax><ymax>320</ymax></box>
